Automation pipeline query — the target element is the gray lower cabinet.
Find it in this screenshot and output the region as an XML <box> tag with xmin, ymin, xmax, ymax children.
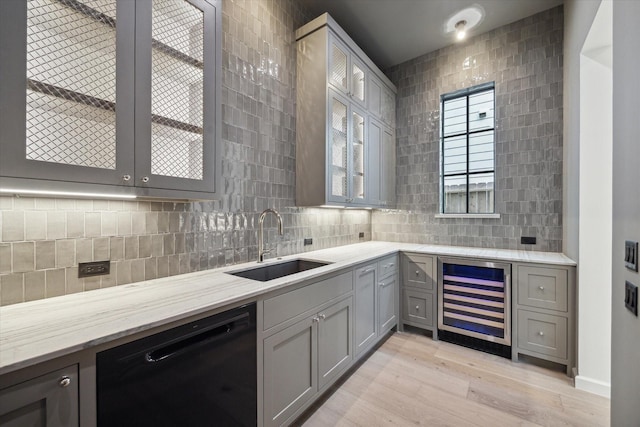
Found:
<box><xmin>0</xmin><ymin>365</ymin><xmax>78</xmax><ymax>427</ymax></box>
<box><xmin>512</xmin><ymin>263</ymin><xmax>576</xmax><ymax>375</ymax></box>
<box><xmin>377</xmin><ymin>255</ymin><xmax>398</xmax><ymax>334</ymax></box>
<box><xmin>354</xmin><ymin>263</ymin><xmax>377</xmax><ymax>356</ymax></box>
<box><xmin>262</xmin><ymin>295</ymin><xmax>353</xmax><ymax>427</ymax></box>
<box><xmin>401</xmin><ymin>253</ymin><xmax>437</xmax><ymax>339</ymax></box>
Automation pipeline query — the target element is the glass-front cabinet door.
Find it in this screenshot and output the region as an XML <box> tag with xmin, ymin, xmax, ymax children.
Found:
<box><xmin>328</xmin><ymin>35</ymin><xmax>367</xmax><ymax>109</ymax></box>
<box><xmin>0</xmin><ymin>0</ymin><xmax>136</xmax><ymax>186</ymax></box>
<box><xmin>351</xmin><ymin>107</ymin><xmax>366</xmax><ymax>204</ymax></box>
<box><xmin>328</xmin><ymin>91</ymin><xmax>348</xmax><ymax>202</ymax></box>
<box><xmin>135</xmin><ymin>0</ymin><xmax>217</xmax><ymax>193</ymax></box>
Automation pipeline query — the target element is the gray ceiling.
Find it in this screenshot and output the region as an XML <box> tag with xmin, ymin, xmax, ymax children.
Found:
<box><xmin>298</xmin><ymin>0</ymin><xmax>564</xmax><ymax>70</ymax></box>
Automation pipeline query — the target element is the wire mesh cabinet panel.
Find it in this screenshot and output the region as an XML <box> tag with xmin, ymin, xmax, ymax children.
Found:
<box><xmin>134</xmin><ymin>0</ymin><xmax>219</xmax><ymax>195</ymax></box>
<box><xmin>0</xmin><ymin>0</ymin><xmax>221</xmax><ymax>199</ymax></box>
<box><xmin>0</xmin><ymin>0</ymin><xmax>135</xmax><ymax>187</ymax></box>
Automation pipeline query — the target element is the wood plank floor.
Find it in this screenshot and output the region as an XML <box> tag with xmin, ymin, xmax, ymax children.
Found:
<box><xmin>297</xmin><ymin>331</ymin><xmax>610</xmax><ymax>427</ymax></box>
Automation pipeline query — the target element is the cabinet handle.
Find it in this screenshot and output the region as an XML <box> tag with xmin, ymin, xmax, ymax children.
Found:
<box><xmin>360</xmin><ymin>267</ymin><xmax>375</xmax><ymax>275</ymax></box>
<box><xmin>318</xmin><ymin>314</ymin><xmax>326</xmax><ymax>320</ymax></box>
<box><xmin>59</xmin><ymin>376</ymin><xmax>71</xmax><ymax>388</ymax></box>
<box><xmin>415</xmin><ymin>305</ymin><xmax>420</xmax><ymax>311</ymax></box>
<box><xmin>122</xmin><ymin>174</ymin><xmax>131</xmax><ymax>182</ymax></box>
<box><xmin>415</xmin><ymin>270</ymin><xmax>420</xmax><ymax>276</ymax></box>
<box><xmin>312</xmin><ymin>316</ymin><xmax>319</xmax><ymax>323</ymax></box>
<box><xmin>538</xmin><ymin>331</ymin><xmax>544</xmax><ymax>337</ymax></box>
<box><xmin>141</xmin><ymin>176</ymin><xmax>150</xmax><ymax>183</ymax></box>
<box><xmin>539</xmin><ymin>286</ymin><xmax>545</xmax><ymax>291</ymax></box>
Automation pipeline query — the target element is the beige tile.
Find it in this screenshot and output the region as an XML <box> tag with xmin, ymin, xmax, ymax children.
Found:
<box><xmin>138</xmin><ymin>235</ymin><xmax>152</xmax><ymax>258</ymax></box>
<box><xmin>84</xmin><ymin>275</ymin><xmax>101</xmax><ymax>291</ymax></box>
<box><xmin>24</xmin><ymin>270</ymin><xmax>46</xmax><ymax>302</ymax></box>
<box><xmin>35</xmin><ymin>241</ymin><xmax>55</xmax><ymax>270</ymax></box>
<box><xmin>101</xmin><ymin>212</ymin><xmax>117</xmax><ymax>236</ymax></box>
<box><xmin>131</xmin><ymin>259</ymin><xmax>145</xmax><ymax>283</ymax></box>
<box><xmin>144</xmin><ymin>258</ymin><xmax>157</xmax><ymax>280</ymax></box>
<box><xmin>45</xmin><ymin>268</ymin><xmax>66</xmax><ymax>297</ymax></box>
<box><xmin>0</xmin><ymin>244</ymin><xmax>11</xmax><ymax>273</ymax></box>
<box><xmin>117</xmin><ymin>212</ymin><xmax>132</xmax><ymax>235</ymax></box>
<box><xmin>152</xmin><ymin>234</ymin><xmax>164</xmax><ymax>257</ymax></box>
<box><xmin>56</xmin><ymin>198</ymin><xmax>75</xmax><ymax>210</ymax></box>
<box><xmin>66</xmin><ymin>212</ymin><xmax>84</xmax><ymax>238</ymax></box>
<box><xmin>168</xmin><ymin>254</ymin><xmax>180</xmax><ymax>276</ymax></box>
<box><xmin>93</xmin><ymin>237</ymin><xmax>110</xmax><ymax>261</ymax></box>
<box><xmin>0</xmin><ymin>273</ymin><xmax>24</xmax><ymax>306</ymax></box>
<box><xmin>158</xmin><ymin>256</ymin><xmax>170</xmax><ymax>277</ymax></box>
<box><xmin>108</xmin><ymin>200</ymin><xmax>124</xmax><ymax>211</ymax></box>
<box><xmin>46</xmin><ymin>211</ymin><xmax>66</xmax><ymax>239</ymax></box>
<box><xmin>85</xmin><ymin>212</ymin><xmax>101</xmax><ymax>237</ymax></box>
<box><xmin>137</xmin><ymin>201</ymin><xmax>151</xmax><ymax>212</ymax></box>
<box><xmin>158</xmin><ymin>212</ymin><xmax>169</xmax><ymax>233</ymax></box>
<box><xmin>93</xmin><ymin>200</ymin><xmax>109</xmax><ymax>211</ymax></box>
<box><xmin>13</xmin><ymin>242</ymin><xmax>34</xmax><ymax>273</ymax></box>
<box><xmin>117</xmin><ymin>260</ymin><xmax>132</xmax><ymax>285</ymax></box>
<box><xmin>75</xmin><ymin>199</ymin><xmax>93</xmax><ymax>211</ymax></box>
<box><xmin>14</xmin><ymin>197</ymin><xmax>35</xmax><ymax>210</ymax></box>
<box><xmin>66</xmin><ymin>267</ymin><xmax>84</xmax><ymax>294</ymax></box>
<box><xmin>0</xmin><ymin>196</ymin><xmax>14</xmax><ymax>210</ymax></box>
<box><xmin>25</xmin><ymin>211</ymin><xmax>47</xmax><ymax>240</ymax></box>
<box><xmin>164</xmin><ymin>234</ymin><xmax>175</xmax><ymax>255</ymax></box>
<box><xmin>35</xmin><ymin>198</ymin><xmax>56</xmax><ymax>210</ymax></box>
<box><xmin>124</xmin><ymin>236</ymin><xmax>138</xmax><ymax>260</ymax></box>
<box><xmin>101</xmin><ymin>264</ymin><xmax>116</xmax><ymax>288</ymax></box>
<box><xmin>76</xmin><ymin>239</ymin><xmax>93</xmax><ymax>264</ymax></box>
<box><xmin>2</xmin><ymin>211</ymin><xmax>24</xmax><ymax>241</ymax></box>
<box><xmin>56</xmin><ymin>239</ymin><xmax>76</xmax><ymax>268</ymax></box>
<box><xmin>146</xmin><ymin>212</ymin><xmax>159</xmax><ymax>234</ymax></box>
<box><xmin>131</xmin><ymin>212</ymin><xmax>146</xmax><ymax>235</ymax></box>
<box><xmin>110</xmin><ymin>237</ymin><xmax>124</xmax><ymax>261</ymax></box>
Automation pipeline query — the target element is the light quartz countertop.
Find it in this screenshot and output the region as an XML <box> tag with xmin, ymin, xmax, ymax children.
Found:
<box><xmin>0</xmin><ymin>241</ymin><xmax>575</xmax><ymax>375</ymax></box>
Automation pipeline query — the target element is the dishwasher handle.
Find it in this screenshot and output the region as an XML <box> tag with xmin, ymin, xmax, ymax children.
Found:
<box><xmin>144</xmin><ymin>312</ymin><xmax>250</xmax><ymax>363</ymax></box>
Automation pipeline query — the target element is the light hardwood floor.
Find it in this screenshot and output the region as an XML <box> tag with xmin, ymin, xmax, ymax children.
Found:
<box><xmin>297</xmin><ymin>331</ymin><xmax>610</xmax><ymax>427</ymax></box>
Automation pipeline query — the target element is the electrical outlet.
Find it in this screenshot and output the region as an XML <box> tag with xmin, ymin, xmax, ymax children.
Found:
<box><xmin>79</xmin><ymin>260</ymin><xmax>110</xmax><ymax>278</ymax></box>
<box><xmin>304</xmin><ymin>238</ymin><xmax>313</xmax><ymax>246</ymax></box>
<box><xmin>359</xmin><ymin>232</ymin><xmax>365</xmax><ymax>238</ymax></box>
<box><xmin>625</xmin><ymin>240</ymin><xmax>638</xmax><ymax>271</ymax></box>
<box><xmin>625</xmin><ymin>281</ymin><xmax>638</xmax><ymax>316</ymax></box>
<box><xmin>521</xmin><ymin>236</ymin><xmax>536</xmax><ymax>245</ymax></box>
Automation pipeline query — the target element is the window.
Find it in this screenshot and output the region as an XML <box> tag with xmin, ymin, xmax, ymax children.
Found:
<box><xmin>440</xmin><ymin>82</ymin><xmax>495</xmax><ymax>214</ymax></box>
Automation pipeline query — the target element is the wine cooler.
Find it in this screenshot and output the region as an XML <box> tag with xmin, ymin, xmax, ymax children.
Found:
<box><xmin>438</xmin><ymin>257</ymin><xmax>511</xmax><ymax>346</ymax></box>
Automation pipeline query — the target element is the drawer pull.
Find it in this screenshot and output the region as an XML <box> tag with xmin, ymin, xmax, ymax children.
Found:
<box><xmin>415</xmin><ymin>305</ymin><xmax>420</xmax><ymax>311</ymax></box>
<box><xmin>539</xmin><ymin>286</ymin><xmax>545</xmax><ymax>291</ymax></box>
<box><xmin>312</xmin><ymin>316</ymin><xmax>319</xmax><ymax>323</ymax></box>
<box><xmin>538</xmin><ymin>331</ymin><xmax>544</xmax><ymax>337</ymax></box>
<box><xmin>318</xmin><ymin>314</ymin><xmax>326</xmax><ymax>320</ymax></box>
<box><xmin>415</xmin><ymin>270</ymin><xmax>420</xmax><ymax>276</ymax></box>
<box><xmin>59</xmin><ymin>376</ymin><xmax>71</xmax><ymax>388</ymax></box>
<box><xmin>360</xmin><ymin>267</ymin><xmax>375</xmax><ymax>275</ymax></box>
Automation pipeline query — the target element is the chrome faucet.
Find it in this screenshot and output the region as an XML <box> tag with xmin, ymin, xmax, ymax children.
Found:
<box><xmin>258</xmin><ymin>208</ymin><xmax>284</xmax><ymax>263</ymax></box>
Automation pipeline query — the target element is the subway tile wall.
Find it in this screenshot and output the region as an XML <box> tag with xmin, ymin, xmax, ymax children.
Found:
<box><xmin>0</xmin><ymin>0</ymin><xmax>371</xmax><ymax>306</ymax></box>
<box><xmin>372</xmin><ymin>6</ymin><xmax>564</xmax><ymax>252</ymax></box>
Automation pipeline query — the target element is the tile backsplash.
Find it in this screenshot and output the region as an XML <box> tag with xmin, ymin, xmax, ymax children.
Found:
<box><xmin>373</xmin><ymin>6</ymin><xmax>564</xmax><ymax>252</ymax></box>
<box><xmin>0</xmin><ymin>0</ymin><xmax>371</xmax><ymax>306</ymax></box>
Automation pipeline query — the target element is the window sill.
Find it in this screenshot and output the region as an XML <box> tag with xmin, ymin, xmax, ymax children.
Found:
<box><xmin>434</xmin><ymin>213</ymin><xmax>501</xmax><ymax>219</ymax></box>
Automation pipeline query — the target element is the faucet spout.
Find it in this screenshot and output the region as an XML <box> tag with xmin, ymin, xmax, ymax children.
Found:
<box><xmin>258</xmin><ymin>208</ymin><xmax>284</xmax><ymax>263</ymax></box>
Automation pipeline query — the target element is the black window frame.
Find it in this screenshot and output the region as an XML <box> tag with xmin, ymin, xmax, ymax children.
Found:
<box><xmin>440</xmin><ymin>82</ymin><xmax>496</xmax><ymax>214</ymax></box>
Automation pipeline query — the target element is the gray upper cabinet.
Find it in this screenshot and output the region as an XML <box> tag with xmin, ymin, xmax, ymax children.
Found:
<box><xmin>295</xmin><ymin>13</ymin><xmax>396</xmax><ymax>208</ymax></box>
<box><xmin>0</xmin><ymin>0</ymin><xmax>221</xmax><ymax>200</ymax></box>
<box><xmin>0</xmin><ymin>365</ymin><xmax>79</xmax><ymax>427</ymax></box>
<box><xmin>368</xmin><ymin>119</ymin><xmax>396</xmax><ymax>208</ymax></box>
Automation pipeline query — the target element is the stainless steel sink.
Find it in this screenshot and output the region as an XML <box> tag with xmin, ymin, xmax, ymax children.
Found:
<box><xmin>227</xmin><ymin>259</ymin><xmax>331</xmax><ymax>282</ymax></box>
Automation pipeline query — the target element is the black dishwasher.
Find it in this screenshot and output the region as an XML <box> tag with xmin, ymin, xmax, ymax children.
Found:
<box><xmin>97</xmin><ymin>303</ymin><xmax>256</xmax><ymax>427</ymax></box>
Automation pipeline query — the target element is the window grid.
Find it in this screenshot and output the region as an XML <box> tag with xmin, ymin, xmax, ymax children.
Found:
<box><xmin>441</xmin><ymin>83</ymin><xmax>495</xmax><ymax>214</ymax></box>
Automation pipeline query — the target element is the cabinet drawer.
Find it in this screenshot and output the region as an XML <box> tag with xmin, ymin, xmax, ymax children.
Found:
<box><xmin>402</xmin><ymin>289</ymin><xmax>433</xmax><ymax>327</ymax></box>
<box><xmin>263</xmin><ymin>271</ymin><xmax>353</xmax><ymax>330</ymax></box>
<box><xmin>402</xmin><ymin>254</ymin><xmax>434</xmax><ymax>291</ymax></box>
<box><xmin>517</xmin><ymin>310</ymin><xmax>567</xmax><ymax>359</ymax></box>
<box><xmin>378</xmin><ymin>255</ymin><xmax>398</xmax><ymax>278</ymax></box>
<box><xmin>517</xmin><ymin>266</ymin><xmax>568</xmax><ymax>312</ymax></box>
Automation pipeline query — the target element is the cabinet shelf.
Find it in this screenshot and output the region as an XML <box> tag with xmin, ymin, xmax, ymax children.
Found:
<box><xmin>56</xmin><ymin>0</ymin><xmax>203</xmax><ymax>69</ymax></box>
<box><xmin>28</xmin><ymin>79</ymin><xmax>203</xmax><ymax>135</ymax></box>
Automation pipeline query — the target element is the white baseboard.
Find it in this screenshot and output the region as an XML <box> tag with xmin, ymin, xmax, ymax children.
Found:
<box><xmin>575</xmin><ymin>375</ymin><xmax>611</xmax><ymax>398</ymax></box>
